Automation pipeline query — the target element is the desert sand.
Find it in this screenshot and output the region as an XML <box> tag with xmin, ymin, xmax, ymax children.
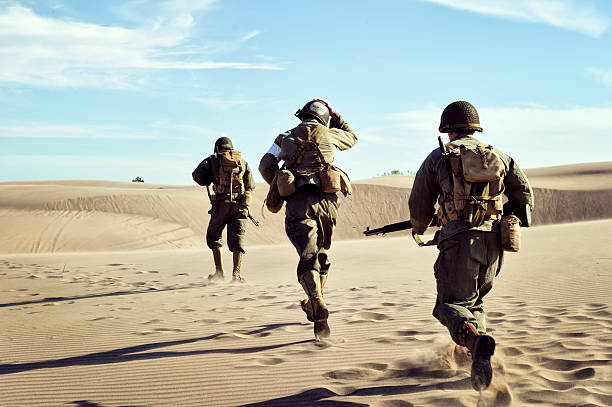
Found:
<box><xmin>1</xmin><ymin>162</ymin><xmax>611</xmax><ymax>406</ymax></box>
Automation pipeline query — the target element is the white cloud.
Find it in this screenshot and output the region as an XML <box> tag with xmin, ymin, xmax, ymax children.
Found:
<box><xmin>587</xmin><ymin>68</ymin><xmax>612</xmax><ymax>87</ymax></box>
<box><xmin>0</xmin><ymin>120</ymin><xmax>226</xmax><ymax>140</ymax></box>
<box><xmin>422</xmin><ymin>0</ymin><xmax>610</xmax><ymax>37</ymax></box>
<box><xmin>0</xmin><ymin>3</ymin><xmax>281</xmax><ymax>88</ymax></box>
<box><xmin>240</xmin><ymin>30</ymin><xmax>262</xmax><ymax>42</ymax></box>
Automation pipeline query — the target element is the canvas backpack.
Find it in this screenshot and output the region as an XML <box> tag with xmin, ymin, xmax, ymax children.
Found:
<box><xmin>211</xmin><ymin>150</ymin><xmax>245</xmax><ymax>198</ymax></box>
<box><xmin>437</xmin><ymin>143</ymin><xmax>505</xmax><ymax>227</ymax></box>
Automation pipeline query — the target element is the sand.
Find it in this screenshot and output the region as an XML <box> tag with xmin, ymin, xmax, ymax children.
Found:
<box><xmin>1</xmin><ymin>162</ymin><xmax>611</xmax><ymax>406</ymax></box>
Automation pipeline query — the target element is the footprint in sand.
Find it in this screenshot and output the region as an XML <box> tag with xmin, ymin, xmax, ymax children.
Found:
<box><xmin>172</xmin><ymin>307</ymin><xmax>196</xmax><ymax>313</ymax></box>
<box><xmin>154</xmin><ymin>327</ymin><xmax>185</xmax><ymax>333</ymax></box>
<box><xmin>346</xmin><ymin>311</ymin><xmax>391</xmax><ymax>324</ymax></box>
<box><xmin>256</xmin><ymin>357</ymin><xmax>285</xmax><ymax>366</ymax></box>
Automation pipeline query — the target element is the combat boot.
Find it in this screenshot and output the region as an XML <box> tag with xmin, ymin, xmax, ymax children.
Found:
<box><xmin>232</xmin><ymin>251</ymin><xmax>245</xmax><ymax>282</ymax></box>
<box><xmin>299</xmin><ymin>271</ymin><xmax>330</xmax><ymax>339</ymax></box>
<box><xmin>208</xmin><ymin>247</ymin><xmax>224</xmax><ymax>280</ymax></box>
<box><xmin>457</xmin><ymin>322</ymin><xmax>496</xmax><ymax>390</ymax></box>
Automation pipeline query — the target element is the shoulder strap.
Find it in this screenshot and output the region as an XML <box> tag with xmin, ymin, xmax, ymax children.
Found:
<box><xmin>288</xmin><ymin>125</ymin><xmax>328</xmax><ymax>168</ymax></box>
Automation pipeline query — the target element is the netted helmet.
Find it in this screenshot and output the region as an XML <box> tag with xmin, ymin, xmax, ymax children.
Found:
<box><xmin>295</xmin><ymin>100</ymin><xmax>330</xmax><ymax>126</ymax></box>
<box><xmin>214</xmin><ymin>137</ymin><xmax>233</xmax><ymax>152</ymax></box>
<box><xmin>439</xmin><ymin>101</ymin><xmax>483</xmax><ymax>133</ymax></box>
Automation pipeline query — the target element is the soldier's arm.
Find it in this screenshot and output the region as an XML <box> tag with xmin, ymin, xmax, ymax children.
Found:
<box><xmin>409</xmin><ymin>153</ymin><xmax>441</xmax><ymax>234</ymax></box>
<box><xmin>258</xmin><ymin>134</ymin><xmax>283</xmax><ymax>185</ymax></box>
<box><xmin>502</xmin><ymin>155</ymin><xmax>535</xmax><ymax>210</ymax></box>
<box><xmin>192</xmin><ymin>157</ymin><xmax>214</xmax><ymax>186</ymax></box>
<box><xmin>243</xmin><ymin>161</ymin><xmax>256</xmax><ymax>191</ymax></box>
<box><xmin>328</xmin><ymin>112</ymin><xmax>357</xmax><ymax>151</ymax></box>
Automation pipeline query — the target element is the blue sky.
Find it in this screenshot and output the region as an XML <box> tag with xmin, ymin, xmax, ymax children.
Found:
<box><xmin>1</xmin><ymin>0</ymin><xmax>611</xmax><ymax>184</ymax></box>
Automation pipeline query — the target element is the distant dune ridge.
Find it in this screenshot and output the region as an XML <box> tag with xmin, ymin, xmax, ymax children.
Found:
<box><xmin>1</xmin><ymin>162</ymin><xmax>611</xmax><ymax>254</ymax></box>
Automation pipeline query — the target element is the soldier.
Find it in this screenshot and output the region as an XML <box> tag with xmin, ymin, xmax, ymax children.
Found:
<box><xmin>259</xmin><ymin>99</ymin><xmax>357</xmax><ymax>339</ymax></box>
<box><xmin>409</xmin><ymin>101</ymin><xmax>534</xmax><ymax>390</ymax></box>
<box><xmin>192</xmin><ymin>137</ymin><xmax>255</xmax><ymax>282</ymax></box>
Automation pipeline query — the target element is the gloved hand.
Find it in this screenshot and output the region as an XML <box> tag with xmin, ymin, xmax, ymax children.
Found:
<box><xmin>313</xmin><ymin>98</ymin><xmax>335</xmax><ymax>115</ymax></box>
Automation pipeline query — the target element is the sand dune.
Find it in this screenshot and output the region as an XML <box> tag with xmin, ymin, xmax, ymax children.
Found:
<box><xmin>1</xmin><ymin>162</ymin><xmax>611</xmax><ymax>254</ymax></box>
<box><xmin>1</xmin><ymin>221</ymin><xmax>610</xmax><ymax>406</ymax></box>
<box><xmin>0</xmin><ymin>162</ymin><xmax>611</xmax><ymax>406</ymax></box>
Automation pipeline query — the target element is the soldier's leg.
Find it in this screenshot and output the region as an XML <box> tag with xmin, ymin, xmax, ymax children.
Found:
<box><xmin>433</xmin><ymin>231</ymin><xmax>489</xmax><ymax>344</ymax></box>
<box><xmin>285</xmin><ymin>190</ymin><xmax>327</xmax><ymax>327</ymax></box>
<box><xmin>227</xmin><ymin>209</ymin><xmax>248</xmax><ymax>281</ymax></box>
<box><xmin>286</xmin><ymin>217</ymin><xmax>323</xmax><ymax>302</ymax></box>
<box><xmin>315</xmin><ymin>194</ymin><xmax>338</xmax><ymax>295</ymax></box>
<box><xmin>472</xmin><ymin>232</ymin><xmax>503</xmax><ymax>332</ymax></box>
<box><xmin>206</xmin><ymin>204</ymin><xmax>227</xmax><ymax>280</ymax></box>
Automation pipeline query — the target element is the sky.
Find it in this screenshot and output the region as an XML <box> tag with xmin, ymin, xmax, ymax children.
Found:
<box><xmin>1</xmin><ymin>0</ymin><xmax>611</xmax><ymax>184</ymax></box>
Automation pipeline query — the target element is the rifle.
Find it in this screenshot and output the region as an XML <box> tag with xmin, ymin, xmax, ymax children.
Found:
<box><xmin>363</xmin><ymin>220</ymin><xmax>414</xmax><ymax>236</ymax></box>
<box><xmin>364</xmin><ymin>215</ymin><xmax>439</xmax><ymax>246</ymax></box>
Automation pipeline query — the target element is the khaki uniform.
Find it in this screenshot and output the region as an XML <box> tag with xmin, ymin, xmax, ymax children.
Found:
<box><xmin>409</xmin><ymin>134</ymin><xmax>533</xmax><ymax>344</ymax></box>
<box><xmin>192</xmin><ymin>153</ymin><xmax>255</xmax><ymax>254</ymax></box>
<box><xmin>259</xmin><ymin>113</ymin><xmax>357</xmax><ymax>302</ymax></box>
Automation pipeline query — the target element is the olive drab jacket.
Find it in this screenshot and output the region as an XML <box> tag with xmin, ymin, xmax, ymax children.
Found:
<box><xmin>409</xmin><ymin>134</ymin><xmax>534</xmax><ymax>242</ymax></box>
<box><xmin>259</xmin><ymin>113</ymin><xmax>357</xmax><ymax>188</ymax></box>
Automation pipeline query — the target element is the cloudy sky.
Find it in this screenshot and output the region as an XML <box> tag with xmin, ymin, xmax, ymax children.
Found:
<box><xmin>1</xmin><ymin>0</ymin><xmax>611</xmax><ymax>183</ymax></box>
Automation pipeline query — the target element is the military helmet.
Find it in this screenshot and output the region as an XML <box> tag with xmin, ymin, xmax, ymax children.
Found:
<box><xmin>439</xmin><ymin>101</ymin><xmax>483</xmax><ymax>133</ymax></box>
<box><xmin>214</xmin><ymin>137</ymin><xmax>233</xmax><ymax>152</ymax></box>
<box><xmin>295</xmin><ymin>100</ymin><xmax>330</xmax><ymax>126</ymax></box>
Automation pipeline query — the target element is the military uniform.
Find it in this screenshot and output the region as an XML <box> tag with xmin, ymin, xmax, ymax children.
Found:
<box><xmin>259</xmin><ymin>101</ymin><xmax>357</xmax><ymax>338</ymax></box>
<box><xmin>408</xmin><ymin>101</ymin><xmax>534</xmax><ymax>390</ymax></box>
<box><xmin>193</xmin><ymin>139</ymin><xmax>255</xmax><ymax>281</ymax></box>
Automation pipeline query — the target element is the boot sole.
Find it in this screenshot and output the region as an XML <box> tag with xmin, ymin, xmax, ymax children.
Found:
<box><xmin>314</xmin><ymin>320</ymin><xmax>330</xmax><ymax>340</ymax></box>
<box><xmin>471</xmin><ymin>335</ymin><xmax>496</xmax><ymax>390</ymax></box>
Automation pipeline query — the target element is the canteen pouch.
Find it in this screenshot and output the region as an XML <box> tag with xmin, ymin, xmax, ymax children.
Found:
<box><xmin>265</xmin><ymin>172</ymin><xmax>284</xmax><ymax>213</ymax></box>
<box><xmin>500</xmin><ymin>214</ymin><xmax>521</xmax><ymax>252</ymax></box>
<box><xmin>338</xmin><ymin>167</ymin><xmax>352</xmax><ymax>197</ymax></box>
<box><xmin>319</xmin><ymin>165</ymin><xmax>341</xmax><ymax>193</ymax></box>
<box><xmin>276</xmin><ymin>169</ymin><xmax>296</xmax><ymax>197</ymax></box>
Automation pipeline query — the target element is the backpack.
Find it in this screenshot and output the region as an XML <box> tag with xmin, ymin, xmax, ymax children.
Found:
<box><xmin>211</xmin><ymin>150</ymin><xmax>245</xmax><ymax>198</ymax></box>
<box><xmin>437</xmin><ymin>143</ymin><xmax>505</xmax><ymax>227</ymax></box>
<box><xmin>283</xmin><ymin>124</ymin><xmax>350</xmax><ymax>196</ymax></box>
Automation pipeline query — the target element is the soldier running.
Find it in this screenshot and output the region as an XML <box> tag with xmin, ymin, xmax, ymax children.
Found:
<box><xmin>192</xmin><ymin>137</ymin><xmax>255</xmax><ymax>282</ymax></box>
<box><xmin>259</xmin><ymin>99</ymin><xmax>357</xmax><ymax>339</ymax></box>
<box><xmin>409</xmin><ymin>101</ymin><xmax>534</xmax><ymax>390</ymax></box>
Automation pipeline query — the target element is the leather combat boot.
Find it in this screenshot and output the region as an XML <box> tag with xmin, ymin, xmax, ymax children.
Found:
<box><xmin>232</xmin><ymin>251</ymin><xmax>245</xmax><ymax>282</ymax></box>
<box><xmin>208</xmin><ymin>247</ymin><xmax>224</xmax><ymax>280</ymax></box>
<box><xmin>299</xmin><ymin>271</ymin><xmax>330</xmax><ymax>340</ymax></box>
<box><xmin>457</xmin><ymin>322</ymin><xmax>496</xmax><ymax>390</ymax></box>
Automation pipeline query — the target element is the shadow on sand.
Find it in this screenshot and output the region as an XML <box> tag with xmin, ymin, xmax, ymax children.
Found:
<box><xmin>237</xmin><ymin>377</ymin><xmax>471</xmax><ymax>406</ymax></box>
<box><xmin>0</xmin><ymin>323</ymin><xmax>310</xmax><ymax>375</ymax></box>
<box><xmin>0</xmin><ymin>284</ymin><xmax>210</xmax><ymax>308</ymax></box>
